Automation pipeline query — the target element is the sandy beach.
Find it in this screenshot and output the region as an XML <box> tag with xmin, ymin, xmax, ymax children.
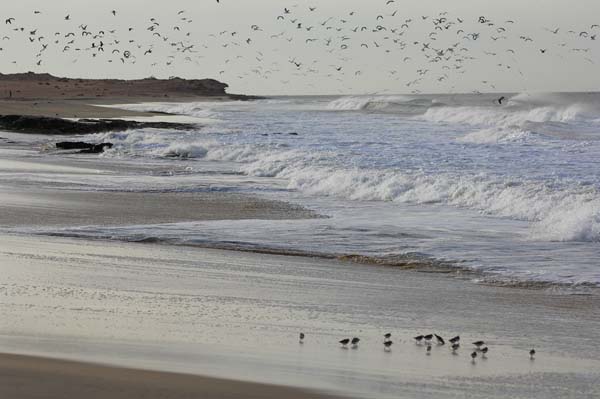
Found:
<box><xmin>0</xmin><ymin>353</ymin><xmax>344</xmax><ymax>399</ymax></box>
<box><xmin>0</xmin><ymin>97</ymin><xmax>239</xmax><ymax>119</ymax></box>
<box><xmin>0</xmin><ymin>76</ymin><xmax>598</xmax><ymax>398</ymax></box>
<box><xmin>0</xmin><ymin>0</ymin><xmax>598</xmax><ymax>395</ymax></box>
<box><xmin>0</xmin><ymin>233</ymin><xmax>599</xmax><ymax>399</ymax></box>
<box><xmin>0</xmin><ymin>73</ymin><xmax>254</xmax><ymax>119</ymax></box>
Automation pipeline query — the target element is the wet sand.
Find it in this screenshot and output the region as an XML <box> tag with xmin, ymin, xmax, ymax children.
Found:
<box><xmin>0</xmin><ymin>233</ymin><xmax>599</xmax><ymax>399</ymax></box>
<box><xmin>1</xmin><ymin>99</ymin><xmax>598</xmax><ymax>398</ymax></box>
<box><xmin>0</xmin><ymin>188</ymin><xmax>317</xmax><ymax>227</ymax></box>
<box><xmin>0</xmin><ymin>153</ymin><xmax>318</xmax><ymax>228</ymax></box>
<box><xmin>0</xmin><ymin>353</ymin><xmax>344</xmax><ymax>399</ymax></box>
<box><xmin>0</xmin><ymin>97</ymin><xmax>233</xmax><ymax>119</ymax></box>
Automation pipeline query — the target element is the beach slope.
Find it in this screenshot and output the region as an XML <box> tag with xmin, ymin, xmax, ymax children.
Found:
<box><xmin>0</xmin><ymin>353</ymin><xmax>344</xmax><ymax>399</ymax></box>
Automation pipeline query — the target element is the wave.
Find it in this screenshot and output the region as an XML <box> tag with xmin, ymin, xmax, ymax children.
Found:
<box><xmin>326</xmin><ymin>95</ymin><xmax>432</xmax><ymax>113</ymax></box>
<box><xmin>456</xmin><ymin>127</ymin><xmax>535</xmax><ymax>144</ymax></box>
<box><xmin>89</xmin><ymin>95</ymin><xmax>600</xmax><ymax>243</ymax></box>
<box><xmin>427</xmin><ymin>93</ymin><xmax>600</xmax><ymax>134</ymax></box>
<box><xmin>326</xmin><ymin>93</ymin><xmax>600</xmax><ymax>137</ymax></box>
<box><xmin>89</xmin><ymin>128</ymin><xmax>217</xmax><ymax>159</ymax></box>
<box><xmin>530</xmin><ymin>200</ymin><xmax>600</xmax><ymax>242</ymax></box>
<box><xmin>188</xmin><ymin>141</ymin><xmax>600</xmax><ymax>242</ymax></box>
<box><xmin>93</xmin><ymin>123</ymin><xmax>600</xmax><ymax>243</ymax></box>
<box><xmin>159</xmin><ymin>143</ymin><xmax>209</xmax><ymax>158</ymax></box>
<box><xmin>109</xmin><ymin>101</ymin><xmax>221</xmax><ymax>121</ymax></box>
<box><xmin>422</xmin><ymin>103</ymin><xmax>595</xmax><ymax>128</ymax></box>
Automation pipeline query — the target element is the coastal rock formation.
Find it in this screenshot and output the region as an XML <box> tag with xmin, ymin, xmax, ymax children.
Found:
<box><xmin>56</xmin><ymin>141</ymin><xmax>114</xmax><ymax>153</ymax></box>
<box><xmin>0</xmin><ymin>115</ymin><xmax>195</xmax><ymax>135</ymax></box>
<box><xmin>0</xmin><ymin>72</ymin><xmax>260</xmax><ymax>100</ymax></box>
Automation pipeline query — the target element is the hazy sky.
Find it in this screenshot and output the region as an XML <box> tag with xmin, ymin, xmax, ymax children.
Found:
<box><xmin>1</xmin><ymin>0</ymin><xmax>599</xmax><ymax>95</ymax></box>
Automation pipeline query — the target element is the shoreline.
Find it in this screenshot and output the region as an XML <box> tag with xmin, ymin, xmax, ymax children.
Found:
<box><xmin>0</xmin><ymin>353</ymin><xmax>345</xmax><ymax>399</ymax></box>
<box><xmin>11</xmin><ymin>230</ymin><xmax>600</xmax><ymax>293</ymax></box>
<box><xmin>1</xmin><ymin>233</ymin><xmax>599</xmax><ymax>399</ymax></box>
<box><xmin>0</xmin><ymin>95</ymin><xmax>260</xmax><ymax>120</ymax></box>
<box><xmin>0</xmin><ymin>155</ymin><xmax>596</xmax><ymax>292</ymax></box>
<box><xmin>0</xmin><ymin>72</ymin><xmax>264</xmax><ymax>128</ymax></box>
<box><xmin>1</xmin><ymin>90</ymin><xmax>599</xmax><ymax>398</ymax></box>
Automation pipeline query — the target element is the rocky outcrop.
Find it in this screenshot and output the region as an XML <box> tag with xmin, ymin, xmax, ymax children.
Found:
<box><xmin>0</xmin><ymin>115</ymin><xmax>196</xmax><ymax>135</ymax></box>
<box><xmin>56</xmin><ymin>141</ymin><xmax>113</xmax><ymax>153</ymax></box>
<box><xmin>0</xmin><ymin>72</ymin><xmax>261</xmax><ymax>100</ymax></box>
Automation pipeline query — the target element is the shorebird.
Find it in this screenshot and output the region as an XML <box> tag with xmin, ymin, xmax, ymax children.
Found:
<box><xmin>473</xmin><ymin>341</ymin><xmax>485</xmax><ymax>349</ymax></box>
<box><xmin>384</xmin><ymin>333</ymin><xmax>392</xmax><ymax>341</ymax></box>
<box><xmin>424</xmin><ymin>334</ymin><xmax>433</xmax><ymax>343</ymax></box>
<box><xmin>384</xmin><ymin>340</ymin><xmax>393</xmax><ymax>351</ymax></box>
<box><xmin>529</xmin><ymin>349</ymin><xmax>536</xmax><ymax>359</ymax></box>
<box><xmin>451</xmin><ymin>343</ymin><xmax>460</xmax><ymax>353</ymax></box>
<box><xmin>426</xmin><ymin>344</ymin><xmax>432</xmax><ymax>355</ymax></box>
<box><xmin>481</xmin><ymin>347</ymin><xmax>488</xmax><ymax>358</ymax></box>
<box><xmin>449</xmin><ymin>336</ymin><xmax>460</xmax><ymax>344</ymax></box>
<box><xmin>299</xmin><ymin>332</ymin><xmax>305</xmax><ymax>343</ymax></box>
<box><xmin>339</xmin><ymin>338</ymin><xmax>350</xmax><ymax>348</ymax></box>
<box><xmin>471</xmin><ymin>351</ymin><xmax>477</xmax><ymax>362</ymax></box>
<box><xmin>435</xmin><ymin>334</ymin><xmax>445</xmax><ymax>345</ymax></box>
<box><xmin>351</xmin><ymin>337</ymin><xmax>360</xmax><ymax>348</ymax></box>
<box><xmin>414</xmin><ymin>335</ymin><xmax>424</xmax><ymax>344</ymax></box>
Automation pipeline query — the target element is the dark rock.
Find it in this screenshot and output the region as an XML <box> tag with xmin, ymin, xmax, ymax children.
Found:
<box><xmin>0</xmin><ymin>115</ymin><xmax>196</xmax><ymax>135</ymax></box>
<box><xmin>56</xmin><ymin>141</ymin><xmax>95</xmax><ymax>150</ymax></box>
<box><xmin>79</xmin><ymin>143</ymin><xmax>113</xmax><ymax>154</ymax></box>
<box><xmin>56</xmin><ymin>141</ymin><xmax>113</xmax><ymax>153</ymax></box>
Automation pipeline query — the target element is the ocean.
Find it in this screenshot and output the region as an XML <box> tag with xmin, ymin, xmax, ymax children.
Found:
<box><xmin>6</xmin><ymin>92</ymin><xmax>600</xmax><ymax>288</ymax></box>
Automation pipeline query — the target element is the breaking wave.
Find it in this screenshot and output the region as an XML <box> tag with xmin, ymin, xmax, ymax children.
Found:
<box><xmin>93</xmin><ymin>95</ymin><xmax>600</xmax><ymax>243</ymax></box>
<box><xmin>326</xmin><ymin>95</ymin><xmax>433</xmax><ymax>114</ymax></box>
<box><xmin>203</xmin><ymin>144</ymin><xmax>600</xmax><ymax>243</ymax></box>
<box><xmin>456</xmin><ymin>127</ymin><xmax>535</xmax><ymax>144</ymax></box>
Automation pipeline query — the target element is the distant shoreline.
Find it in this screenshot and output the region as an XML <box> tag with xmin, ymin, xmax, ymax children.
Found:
<box><xmin>0</xmin><ymin>72</ymin><xmax>262</xmax><ymax>101</ymax></box>
<box><xmin>0</xmin><ymin>72</ymin><xmax>262</xmax><ymax>123</ymax></box>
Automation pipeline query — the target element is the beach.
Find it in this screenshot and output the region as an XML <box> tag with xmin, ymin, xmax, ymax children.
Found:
<box><xmin>1</xmin><ymin>0</ymin><xmax>599</xmax><ymax>394</ymax></box>
<box><xmin>0</xmin><ymin>233</ymin><xmax>599</xmax><ymax>398</ymax></box>
<box><xmin>1</xmin><ymin>87</ymin><xmax>600</xmax><ymax>398</ymax></box>
<box><xmin>0</xmin><ymin>353</ymin><xmax>343</xmax><ymax>399</ymax></box>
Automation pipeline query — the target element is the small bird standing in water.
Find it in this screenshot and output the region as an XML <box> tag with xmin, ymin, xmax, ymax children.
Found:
<box><xmin>351</xmin><ymin>337</ymin><xmax>360</xmax><ymax>348</ymax></box>
<box><xmin>481</xmin><ymin>347</ymin><xmax>489</xmax><ymax>358</ymax></box>
<box><xmin>384</xmin><ymin>340</ymin><xmax>393</xmax><ymax>351</ymax></box>
<box><xmin>339</xmin><ymin>338</ymin><xmax>350</xmax><ymax>348</ymax></box>
<box><xmin>426</xmin><ymin>344</ymin><xmax>432</xmax><ymax>355</ymax></box>
<box><xmin>530</xmin><ymin>349</ymin><xmax>536</xmax><ymax>359</ymax></box>
<box><xmin>435</xmin><ymin>334</ymin><xmax>445</xmax><ymax>345</ymax></box>
<box><xmin>471</xmin><ymin>351</ymin><xmax>478</xmax><ymax>363</ymax></box>
<box><xmin>473</xmin><ymin>340</ymin><xmax>485</xmax><ymax>349</ymax></box>
<box><xmin>299</xmin><ymin>332</ymin><xmax>305</xmax><ymax>344</ymax></box>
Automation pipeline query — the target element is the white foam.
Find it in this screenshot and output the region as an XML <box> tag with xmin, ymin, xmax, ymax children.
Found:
<box><xmin>326</xmin><ymin>95</ymin><xmax>416</xmax><ymax>111</ymax></box>
<box><xmin>107</xmin><ymin>102</ymin><xmax>221</xmax><ymax>124</ymax></box>
<box><xmin>531</xmin><ymin>200</ymin><xmax>600</xmax><ymax>242</ymax></box>
<box><xmin>87</xmin><ymin>129</ymin><xmax>217</xmax><ymax>159</ymax></box>
<box><xmin>199</xmin><ymin>145</ymin><xmax>600</xmax><ymax>243</ymax></box>
<box><xmin>421</xmin><ymin>104</ymin><xmax>590</xmax><ymax>128</ymax></box>
<box><xmin>158</xmin><ymin>143</ymin><xmax>209</xmax><ymax>159</ymax></box>
<box><xmin>457</xmin><ymin>127</ymin><xmax>534</xmax><ymax>144</ymax></box>
<box><xmin>87</xmin><ymin>118</ymin><xmax>600</xmax><ymax>244</ymax></box>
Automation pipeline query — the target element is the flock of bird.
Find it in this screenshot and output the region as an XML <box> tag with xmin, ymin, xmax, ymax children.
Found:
<box><xmin>299</xmin><ymin>331</ymin><xmax>536</xmax><ymax>362</ymax></box>
<box><xmin>0</xmin><ymin>1</ymin><xmax>598</xmax><ymax>93</ymax></box>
